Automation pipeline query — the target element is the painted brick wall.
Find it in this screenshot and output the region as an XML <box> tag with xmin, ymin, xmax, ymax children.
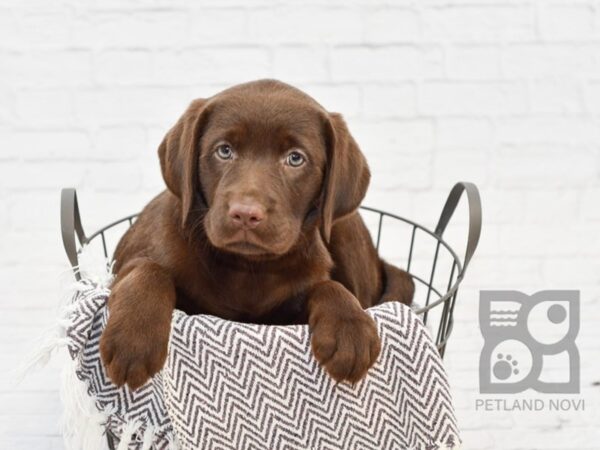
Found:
<box><xmin>1</xmin><ymin>0</ymin><xmax>599</xmax><ymax>448</ymax></box>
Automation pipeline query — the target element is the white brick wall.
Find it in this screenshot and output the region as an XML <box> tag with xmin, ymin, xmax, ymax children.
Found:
<box><xmin>1</xmin><ymin>1</ymin><xmax>599</xmax><ymax>448</ymax></box>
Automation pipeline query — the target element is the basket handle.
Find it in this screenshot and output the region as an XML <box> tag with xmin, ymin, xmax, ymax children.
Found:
<box><xmin>434</xmin><ymin>182</ymin><xmax>482</xmax><ymax>272</ymax></box>
<box><xmin>61</xmin><ymin>188</ymin><xmax>87</xmax><ymax>280</ymax></box>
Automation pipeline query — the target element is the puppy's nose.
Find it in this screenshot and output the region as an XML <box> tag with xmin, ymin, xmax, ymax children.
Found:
<box><xmin>228</xmin><ymin>201</ymin><xmax>265</xmax><ymax>229</ymax></box>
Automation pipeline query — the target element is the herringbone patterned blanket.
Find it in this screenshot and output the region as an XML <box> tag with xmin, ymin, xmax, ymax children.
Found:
<box><xmin>64</xmin><ymin>280</ymin><xmax>460</xmax><ymax>450</ymax></box>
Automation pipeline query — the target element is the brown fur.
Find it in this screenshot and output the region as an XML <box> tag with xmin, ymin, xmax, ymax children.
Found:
<box><xmin>99</xmin><ymin>80</ymin><xmax>414</xmax><ymax>390</ymax></box>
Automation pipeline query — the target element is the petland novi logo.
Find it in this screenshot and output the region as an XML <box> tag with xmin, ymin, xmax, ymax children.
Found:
<box><xmin>476</xmin><ymin>290</ymin><xmax>583</xmax><ymax>411</ymax></box>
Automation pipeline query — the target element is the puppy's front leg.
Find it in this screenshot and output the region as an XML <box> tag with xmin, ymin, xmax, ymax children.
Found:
<box><xmin>308</xmin><ymin>281</ymin><xmax>381</xmax><ymax>383</ymax></box>
<box><xmin>100</xmin><ymin>257</ymin><xmax>176</xmax><ymax>390</ymax></box>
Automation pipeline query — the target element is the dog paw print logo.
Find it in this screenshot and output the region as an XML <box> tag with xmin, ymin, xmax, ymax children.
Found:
<box><xmin>479</xmin><ymin>290</ymin><xmax>580</xmax><ymax>394</ymax></box>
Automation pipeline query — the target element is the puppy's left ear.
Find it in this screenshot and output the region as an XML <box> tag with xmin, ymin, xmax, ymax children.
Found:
<box><xmin>158</xmin><ymin>98</ymin><xmax>211</xmax><ymax>227</ymax></box>
<box><xmin>320</xmin><ymin>113</ymin><xmax>370</xmax><ymax>243</ymax></box>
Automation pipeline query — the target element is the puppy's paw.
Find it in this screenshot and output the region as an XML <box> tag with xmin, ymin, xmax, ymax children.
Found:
<box><xmin>310</xmin><ymin>306</ymin><xmax>381</xmax><ymax>384</ymax></box>
<box><xmin>99</xmin><ymin>322</ymin><xmax>168</xmax><ymax>391</ymax></box>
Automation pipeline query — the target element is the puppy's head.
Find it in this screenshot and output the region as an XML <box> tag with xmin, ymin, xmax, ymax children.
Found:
<box><xmin>159</xmin><ymin>80</ymin><xmax>370</xmax><ymax>258</ymax></box>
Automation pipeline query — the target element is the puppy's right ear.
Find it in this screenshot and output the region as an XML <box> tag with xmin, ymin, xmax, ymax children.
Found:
<box><xmin>158</xmin><ymin>98</ymin><xmax>210</xmax><ymax>227</ymax></box>
<box><xmin>319</xmin><ymin>113</ymin><xmax>370</xmax><ymax>243</ymax></box>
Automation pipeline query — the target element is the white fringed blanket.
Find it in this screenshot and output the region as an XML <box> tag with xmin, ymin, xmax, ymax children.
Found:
<box><xmin>56</xmin><ymin>278</ymin><xmax>460</xmax><ymax>450</ymax></box>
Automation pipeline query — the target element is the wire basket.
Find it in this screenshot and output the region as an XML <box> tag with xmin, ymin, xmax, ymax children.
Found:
<box><xmin>61</xmin><ymin>181</ymin><xmax>481</xmax><ymax>358</ymax></box>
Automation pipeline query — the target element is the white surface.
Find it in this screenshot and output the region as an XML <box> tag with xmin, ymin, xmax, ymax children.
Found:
<box><xmin>1</xmin><ymin>0</ymin><xmax>599</xmax><ymax>449</ymax></box>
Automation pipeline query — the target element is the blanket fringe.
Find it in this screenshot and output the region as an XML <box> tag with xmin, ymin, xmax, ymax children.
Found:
<box><xmin>141</xmin><ymin>424</ymin><xmax>156</xmax><ymax>450</ymax></box>
<box><xmin>18</xmin><ymin>261</ymin><xmax>117</xmax><ymax>449</ymax></box>
<box><xmin>167</xmin><ymin>433</ymin><xmax>181</xmax><ymax>450</ymax></box>
<box><xmin>61</xmin><ymin>358</ymin><xmax>111</xmax><ymax>450</ymax></box>
<box><xmin>116</xmin><ymin>420</ymin><xmax>142</xmax><ymax>450</ymax></box>
<box><xmin>13</xmin><ymin>324</ymin><xmax>71</xmax><ymax>383</ymax></box>
<box><xmin>14</xmin><ymin>268</ymin><xmax>110</xmax><ymax>382</ymax></box>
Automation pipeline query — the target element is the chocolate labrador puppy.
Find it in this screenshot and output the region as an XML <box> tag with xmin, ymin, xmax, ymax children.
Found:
<box><xmin>100</xmin><ymin>79</ymin><xmax>414</xmax><ymax>390</ymax></box>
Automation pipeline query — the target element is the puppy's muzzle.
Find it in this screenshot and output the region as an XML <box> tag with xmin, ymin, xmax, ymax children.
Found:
<box><xmin>228</xmin><ymin>200</ymin><xmax>266</xmax><ymax>230</ymax></box>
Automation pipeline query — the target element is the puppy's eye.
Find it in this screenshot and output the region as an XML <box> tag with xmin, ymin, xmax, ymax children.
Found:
<box><xmin>286</xmin><ymin>151</ymin><xmax>306</xmax><ymax>167</ymax></box>
<box><xmin>216</xmin><ymin>144</ymin><xmax>233</xmax><ymax>160</ymax></box>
